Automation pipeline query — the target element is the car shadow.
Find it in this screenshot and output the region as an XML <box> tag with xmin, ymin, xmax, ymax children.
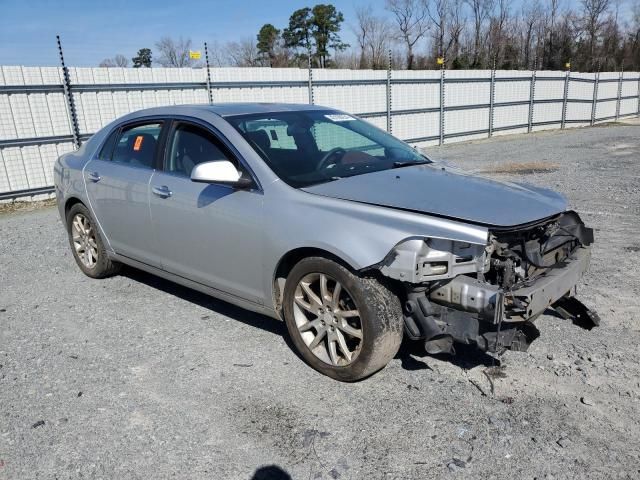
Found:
<box><xmin>250</xmin><ymin>465</ymin><xmax>292</xmax><ymax>480</ymax></box>
<box><xmin>120</xmin><ymin>266</ymin><xmax>306</xmax><ymax>360</ymax></box>
<box><xmin>395</xmin><ymin>337</ymin><xmax>499</xmax><ymax>371</ymax></box>
<box><xmin>122</xmin><ymin>266</ymin><xmax>286</xmax><ymax>337</ymax></box>
<box><xmin>121</xmin><ymin>266</ymin><xmax>499</xmax><ymax>372</ymax></box>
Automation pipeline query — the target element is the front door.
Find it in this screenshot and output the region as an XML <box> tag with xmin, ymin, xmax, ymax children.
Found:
<box><xmin>148</xmin><ymin>120</ymin><xmax>264</xmax><ymax>304</ymax></box>
<box><xmin>84</xmin><ymin>121</ymin><xmax>164</xmax><ymax>266</ymax></box>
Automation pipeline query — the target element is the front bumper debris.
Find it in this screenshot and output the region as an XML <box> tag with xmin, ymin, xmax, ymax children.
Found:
<box><xmin>553</xmin><ymin>296</ymin><xmax>601</xmax><ymax>330</ymax></box>
<box><xmin>509</xmin><ymin>247</ymin><xmax>592</xmax><ymax>321</ymax></box>
<box><xmin>404</xmin><ymin>246</ymin><xmax>598</xmax><ymax>355</ymax></box>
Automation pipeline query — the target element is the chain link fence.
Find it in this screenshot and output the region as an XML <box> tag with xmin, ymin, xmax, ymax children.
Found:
<box><xmin>1</xmin><ymin>59</ymin><xmax>639</xmax><ymax>200</ymax></box>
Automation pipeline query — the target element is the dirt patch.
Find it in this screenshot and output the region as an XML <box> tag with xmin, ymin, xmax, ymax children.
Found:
<box><xmin>0</xmin><ymin>198</ymin><xmax>56</xmax><ymax>215</ymax></box>
<box><xmin>481</xmin><ymin>161</ymin><xmax>559</xmax><ymax>175</ymax></box>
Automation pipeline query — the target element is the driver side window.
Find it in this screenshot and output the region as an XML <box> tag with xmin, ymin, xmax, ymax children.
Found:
<box><xmin>166</xmin><ymin>123</ymin><xmax>236</xmax><ymax>177</ymax></box>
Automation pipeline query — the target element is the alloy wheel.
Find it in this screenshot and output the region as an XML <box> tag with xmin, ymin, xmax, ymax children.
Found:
<box><xmin>71</xmin><ymin>213</ymin><xmax>98</xmax><ymax>269</ymax></box>
<box><xmin>293</xmin><ymin>272</ymin><xmax>363</xmax><ymax>366</ymax></box>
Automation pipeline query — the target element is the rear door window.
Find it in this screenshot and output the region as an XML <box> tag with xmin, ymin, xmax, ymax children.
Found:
<box><xmin>111</xmin><ymin>123</ymin><xmax>163</xmax><ymax>169</ymax></box>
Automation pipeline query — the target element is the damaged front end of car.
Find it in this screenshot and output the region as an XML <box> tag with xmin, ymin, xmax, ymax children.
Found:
<box><xmin>376</xmin><ymin>211</ymin><xmax>600</xmax><ymax>355</ymax></box>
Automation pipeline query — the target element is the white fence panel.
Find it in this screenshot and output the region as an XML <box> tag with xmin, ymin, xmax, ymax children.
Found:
<box><xmin>1</xmin><ymin>65</ymin><xmax>639</xmax><ymax>199</ymax></box>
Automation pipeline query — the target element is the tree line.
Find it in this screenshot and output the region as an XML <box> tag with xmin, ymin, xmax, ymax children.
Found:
<box><xmin>99</xmin><ymin>0</ymin><xmax>640</xmax><ymax>71</ymax></box>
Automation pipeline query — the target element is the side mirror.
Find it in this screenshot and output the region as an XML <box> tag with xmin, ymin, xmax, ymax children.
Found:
<box><xmin>190</xmin><ymin>160</ymin><xmax>253</xmax><ymax>188</ymax></box>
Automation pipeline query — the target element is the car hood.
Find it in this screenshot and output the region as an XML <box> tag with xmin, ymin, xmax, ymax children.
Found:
<box><xmin>302</xmin><ymin>164</ymin><xmax>567</xmax><ymax>227</ymax></box>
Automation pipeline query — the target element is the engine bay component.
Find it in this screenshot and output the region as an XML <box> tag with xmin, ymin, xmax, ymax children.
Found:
<box><xmin>428</xmin><ymin>275</ymin><xmax>499</xmax><ymax>320</ymax></box>
<box><xmin>398</xmin><ymin>211</ymin><xmax>598</xmax><ymax>355</ymax></box>
<box><xmin>487</xmin><ymin>211</ymin><xmax>593</xmax><ymax>290</ymax></box>
<box><xmin>379</xmin><ymin>238</ymin><xmax>487</xmax><ymax>283</ymax></box>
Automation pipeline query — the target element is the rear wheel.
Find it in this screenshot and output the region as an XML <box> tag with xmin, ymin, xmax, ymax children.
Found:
<box><xmin>283</xmin><ymin>257</ymin><xmax>403</xmax><ymax>381</ymax></box>
<box><xmin>66</xmin><ymin>203</ymin><xmax>121</xmax><ymax>278</ymax></box>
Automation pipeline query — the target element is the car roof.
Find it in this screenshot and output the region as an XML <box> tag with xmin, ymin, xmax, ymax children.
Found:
<box><xmin>118</xmin><ymin>103</ymin><xmax>334</xmax><ymax>121</ymax></box>
<box><xmin>209</xmin><ymin>102</ymin><xmax>333</xmax><ymax>117</ymax></box>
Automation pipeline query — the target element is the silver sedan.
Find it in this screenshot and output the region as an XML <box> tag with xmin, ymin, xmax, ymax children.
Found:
<box><xmin>54</xmin><ymin>103</ymin><xmax>599</xmax><ymax>381</ymax></box>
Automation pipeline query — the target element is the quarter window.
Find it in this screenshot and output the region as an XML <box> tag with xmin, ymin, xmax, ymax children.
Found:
<box><xmin>97</xmin><ymin>128</ymin><xmax>119</xmax><ymax>161</ymax></box>
<box><xmin>166</xmin><ymin>123</ymin><xmax>236</xmax><ymax>177</ymax></box>
<box><xmin>111</xmin><ymin>123</ymin><xmax>162</xmax><ymax>169</ymax></box>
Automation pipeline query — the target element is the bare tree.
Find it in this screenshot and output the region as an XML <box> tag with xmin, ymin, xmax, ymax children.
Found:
<box><xmin>521</xmin><ymin>0</ymin><xmax>544</xmax><ymax>67</ymax></box>
<box><xmin>205</xmin><ymin>40</ymin><xmax>226</xmax><ymax>67</ymax></box>
<box><xmin>368</xmin><ymin>17</ymin><xmax>393</xmax><ymax>68</ymax></box>
<box><xmin>333</xmin><ymin>49</ymin><xmax>360</xmax><ymax>68</ymax></box>
<box><xmin>487</xmin><ymin>0</ymin><xmax>510</xmax><ymax>65</ymax></box>
<box><xmin>426</xmin><ymin>0</ymin><xmax>466</xmax><ymax>65</ymax></box>
<box><xmin>99</xmin><ymin>54</ymin><xmax>129</xmax><ymax>68</ymax></box>
<box><xmin>385</xmin><ymin>0</ymin><xmax>430</xmax><ymax>69</ymax></box>
<box><xmin>629</xmin><ymin>1</ymin><xmax>640</xmax><ymax>68</ymax></box>
<box><xmin>113</xmin><ymin>54</ymin><xmax>129</xmax><ymax>67</ymax></box>
<box><xmin>354</xmin><ymin>6</ymin><xmax>374</xmax><ymax>68</ymax></box>
<box><xmin>466</xmin><ymin>0</ymin><xmax>495</xmax><ymax>66</ymax></box>
<box><xmin>224</xmin><ymin>37</ymin><xmax>261</xmax><ymax>67</ymax></box>
<box><xmin>447</xmin><ymin>0</ymin><xmax>466</xmax><ymax>64</ymax></box>
<box><xmin>427</xmin><ymin>0</ymin><xmax>449</xmax><ymax>58</ymax></box>
<box><xmin>581</xmin><ymin>0</ymin><xmax>610</xmax><ymax>67</ymax></box>
<box><xmin>155</xmin><ymin>36</ymin><xmax>195</xmax><ymax>67</ymax></box>
<box><xmin>549</xmin><ymin>0</ymin><xmax>561</xmax><ymax>33</ymax></box>
<box><xmin>353</xmin><ymin>6</ymin><xmax>392</xmax><ymax>68</ymax></box>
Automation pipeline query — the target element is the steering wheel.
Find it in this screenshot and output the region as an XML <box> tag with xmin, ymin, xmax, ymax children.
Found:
<box><xmin>317</xmin><ymin>147</ymin><xmax>347</xmax><ymax>171</ymax></box>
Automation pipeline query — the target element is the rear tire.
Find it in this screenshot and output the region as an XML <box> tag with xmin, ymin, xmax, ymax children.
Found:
<box><xmin>283</xmin><ymin>256</ymin><xmax>403</xmax><ymax>381</ymax></box>
<box><xmin>66</xmin><ymin>203</ymin><xmax>121</xmax><ymax>279</ymax></box>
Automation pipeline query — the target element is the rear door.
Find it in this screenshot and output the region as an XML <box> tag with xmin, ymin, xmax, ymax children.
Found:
<box><xmin>84</xmin><ymin>120</ymin><xmax>166</xmax><ymax>266</ymax></box>
<box><xmin>148</xmin><ymin>119</ymin><xmax>265</xmax><ymax>304</ymax></box>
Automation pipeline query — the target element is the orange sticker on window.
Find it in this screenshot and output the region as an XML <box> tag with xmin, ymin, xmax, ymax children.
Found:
<box><xmin>133</xmin><ymin>135</ymin><xmax>144</xmax><ymax>151</ymax></box>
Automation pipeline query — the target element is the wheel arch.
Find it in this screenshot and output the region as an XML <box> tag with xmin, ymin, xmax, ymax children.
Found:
<box><xmin>64</xmin><ymin>196</ymin><xmax>85</xmax><ymax>218</ymax></box>
<box><xmin>271</xmin><ymin>247</ymin><xmax>358</xmax><ymax>316</ymax></box>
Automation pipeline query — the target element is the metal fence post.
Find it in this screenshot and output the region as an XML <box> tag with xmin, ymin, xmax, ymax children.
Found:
<box><xmin>561</xmin><ymin>65</ymin><xmax>570</xmax><ymax>129</ymax></box>
<box><xmin>386</xmin><ymin>49</ymin><xmax>392</xmax><ymax>134</ymax></box>
<box><xmin>307</xmin><ymin>54</ymin><xmax>314</xmax><ymax>105</ymax></box>
<box><xmin>637</xmin><ymin>74</ymin><xmax>640</xmax><ymax>117</ymax></box>
<box><xmin>488</xmin><ymin>58</ymin><xmax>496</xmax><ymax>138</ymax></box>
<box><xmin>591</xmin><ymin>68</ymin><xmax>600</xmax><ymax>126</ymax></box>
<box><xmin>439</xmin><ymin>63</ymin><xmax>445</xmax><ymax>146</ymax></box>
<box><xmin>527</xmin><ymin>59</ymin><xmax>537</xmax><ymax>134</ymax></box>
<box><xmin>615</xmin><ymin>67</ymin><xmax>623</xmax><ymax>121</ymax></box>
<box><xmin>204</xmin><ymin>42</ymin><xmax>213</xmax><ymax>105</ymax></box>
<box><xmin>56</xmin><ymin>35</ymin><xmax>81</xmax><ymax>149</ymax></box>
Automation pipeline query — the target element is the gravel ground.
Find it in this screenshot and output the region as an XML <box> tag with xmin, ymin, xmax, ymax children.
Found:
<box><xmin>1</xmin><ymin>122</ymin><xmax>639</xmax><ymax>480</ymax></box>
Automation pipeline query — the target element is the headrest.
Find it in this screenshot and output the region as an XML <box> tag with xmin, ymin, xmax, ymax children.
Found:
<box><xmin>127</xmin><ymin>132</ymin><xmax>156</xmax><ymax>153</ymax></box>
<box><xmin>246</xmin><ymin>130</ymin><xmax>271</xmax><ymax>151</ymax></box>
<box><xmin>286</xmin><ymin>123</ymin><xmax>309</xmax><ymax>136</ymax></box>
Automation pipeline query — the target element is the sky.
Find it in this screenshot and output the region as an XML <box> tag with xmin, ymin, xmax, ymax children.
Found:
<box><xmin>0</xmin><ymin>0</ymin><xmax>624</xmax><ymax>67</ymax></box>
<box><xmin>0</xmin><ymin>0</ymin><xmax>369</xmax><ymax>67</ymax></box>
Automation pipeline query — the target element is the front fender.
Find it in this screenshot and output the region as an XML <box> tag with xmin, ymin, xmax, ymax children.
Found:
<box><xmin>261</xmin><ymin>188</ymin><xmax>489</xmax><ymax>309</ymax></box>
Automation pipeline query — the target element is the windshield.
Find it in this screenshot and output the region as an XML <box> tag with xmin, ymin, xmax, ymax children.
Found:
<box><xmin>226</xmin><ymin>110</ymin><xmax>430</xmax><ymax>187</ymax></box>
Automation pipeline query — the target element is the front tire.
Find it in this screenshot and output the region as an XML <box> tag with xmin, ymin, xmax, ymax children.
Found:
<box><xmin>283</xmin><ymin>257</ymin><xmax>403</xmax><ymax>381</ymax></box>
<box><xmin>66</xmin><ymin>203</ymin><xmax>121</xmax><ymax>279</ymax></box>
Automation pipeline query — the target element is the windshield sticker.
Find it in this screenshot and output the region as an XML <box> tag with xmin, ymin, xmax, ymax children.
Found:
<box><xmin>325</xmin><ymin>114</ymin><xmax>355</xmax><ymax>122</ymax></box>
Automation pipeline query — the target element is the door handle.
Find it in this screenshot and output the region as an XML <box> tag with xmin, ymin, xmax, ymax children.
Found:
<box><xmin>152</xmin><ymin>185</ymin><xmax>172</xmax><ymax>198</ymax></box>
<box><xmin>87</xmin><ymin>171</ymin><xmax>101</xmax><ymax>182</ymax></box>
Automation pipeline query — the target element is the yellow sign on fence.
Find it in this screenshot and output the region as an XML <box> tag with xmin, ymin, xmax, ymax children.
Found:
<box><xmin>436</xmin><ymin>57</ymin><xmax>445</xmax><ymax>65</ymax></box>
<box><xmin>189</xmin><ymin>50</ymin><xmax>201</xmax><ymax>60</ymax></box>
